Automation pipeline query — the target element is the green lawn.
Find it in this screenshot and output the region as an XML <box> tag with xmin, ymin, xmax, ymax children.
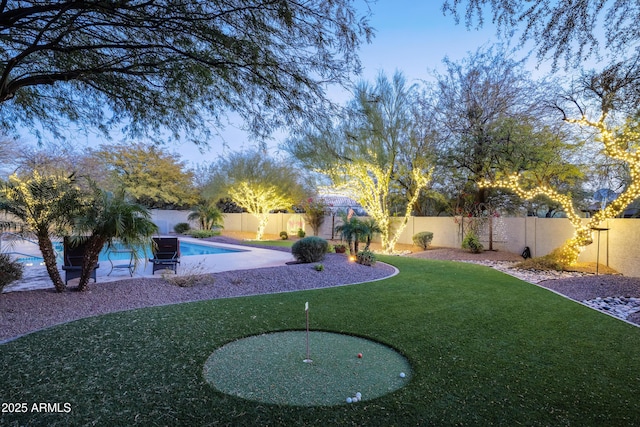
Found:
<box><xmin>1</xmin><ymin>257</ymin><xmax>640</xmax><ymax>426</ymax></box>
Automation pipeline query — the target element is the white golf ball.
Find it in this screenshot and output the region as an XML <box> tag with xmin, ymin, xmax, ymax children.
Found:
<box><xmin>352</xmin><ymin>397</ymin><xmax>358</xmax><ymax>402</ymax></box>
<box><xmin>400</xmin><ymin>372</ymin><xmax>406</xmax><ymax>378</ymax></box>
<box><xmin>355</xmin><ymin>392</ymin><xmax>362</xmax><ymax>399</ymax></box>
<box><xmin>346</xmin><ymin>397</ymin><xmax>352</xmax><ymax>403</ymax></box>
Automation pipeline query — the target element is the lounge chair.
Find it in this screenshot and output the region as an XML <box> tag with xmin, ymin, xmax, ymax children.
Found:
<box><xmin>149</xmin><ymin>237</ymin><xmax>180</xmax><ymax>274</ymax></box>
<box><xmin>61</xmin><ymin>237</ymin><xmax>100</xmax><ymax>285</ymax></box>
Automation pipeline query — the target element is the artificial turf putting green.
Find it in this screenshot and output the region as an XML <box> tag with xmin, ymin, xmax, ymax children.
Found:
<box><xmin>203</xmin><ymin>331</ymin><xmax>411</xmax><ymax>406</ymax></box>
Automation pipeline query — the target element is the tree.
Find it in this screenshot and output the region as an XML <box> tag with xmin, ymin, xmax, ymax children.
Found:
<box><xmin>482</xmin><ymin>59</ymin><xmax>640</xmax><ymax>266</ymax></box>
<box><xmin>432</xmin><ymin>47</ymin><xmax>546</xmax><ymax>210</ymax></box>
<box><xmin>188</xmin><ymin>203</ymin><xmax>224</xmax><ymax>230</ymax></box>
<box><xmin>70</xmin><ymin>186</ymin><xmax>158</xmax><ymax>291</ymax></box>
<box><xmin>442</xmin><ymin>0</ymin><xmax>640</xmax><ymax>69</ymax></box>
<box><xmin>204</xmin><ymin>151</ymin><xmax>306</xmax><ymax>240</ymax></box>
<box><xmin>0</xmin><ymin>171</ymin><xmax>81</xmax><ymax>292</ymax></box>
<box><xmin>93</xmin><ymin>143</ymin><xmax>199</xmax><ymax>209</ymax></box>
<box><xmin>300</xmin><ymin>198</ymin><xmax>327</xmax><ymax>236</ymax></box>
<box><xmin>0</xmin><ymin>1</ymin><xmax>372</xmax><ymax>143</ymax></box>
<box><xmin>286</xmin><ymin>72</ymin><xmax>434</xmax><ymax>253</ymax></box>
<box><xmin>334</xmin><ymin>212</ymin><xmax>361</xmax><ymax>255</ymax></box>
<box><xmin>359</xmin><ymin>217</ymin><xmax>381</xmax><ymax>251</ymax></box>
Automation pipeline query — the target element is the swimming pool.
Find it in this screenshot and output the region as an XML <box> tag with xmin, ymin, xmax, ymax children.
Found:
<box><xmin>15</xmin><ymin>240</ymin><xmax>246</xmax><ymax>264</ymax></box>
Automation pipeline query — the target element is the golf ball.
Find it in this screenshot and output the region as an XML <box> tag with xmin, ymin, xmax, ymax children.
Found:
<box><xmin>400</xmin><ymin>372</ymin><xmax>406</xmax><ymax>378</ymax></box>
<box><xmin>355</xmin><ymin>392</ymin><xmax>362</xmax><ymax>399</ymax></box>
<box><xmin>352</xmin><ymin>397</ymin><xmax>358</xmax><ymax>403</ymax></box>
<box><xmin>357</xmin><ymin>353</ymin><xmax>363</xmax><ymax>358</ymax></box>
<box><xmin>346</xmin><ymin>397</ymin><xmax>352</xmax><ymax>403</ymax></box>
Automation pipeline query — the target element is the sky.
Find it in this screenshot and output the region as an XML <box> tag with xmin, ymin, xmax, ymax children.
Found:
<box><xmin>169</xmin><ymin>1</ymin><xmax>509</xmax><ymax>166</ymax></box>
<box><xmin>20</xmin><ymin>1</ymin><xmax>533</xmax><ymax>168</ymax></box>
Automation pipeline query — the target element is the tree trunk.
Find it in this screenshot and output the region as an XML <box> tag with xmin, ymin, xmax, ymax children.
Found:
<box><xmin>36</xmin><ymin>230</ymin><xmax>66</xmax><ymax>292</ymax></box>
<box><xmin>255</xmin><ymin>214</ymin><xmax>269</xmax><ymax>240</ymax></box>
<box><xmin>77</xmin><ymin>237</ymin><xmax>105</xmax><ymax>292</ymax></box>
<box><xmin>554</xmin><ymin>227</ymin><xmax>594</xmax><ymax>266</ymax></box>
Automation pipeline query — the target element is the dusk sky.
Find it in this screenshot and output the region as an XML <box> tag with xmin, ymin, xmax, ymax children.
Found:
<box><xmin>172</xmin><ymin>1</ymin><xmax>508</xmax><ymax>165</ymax></box>
<box><xmin>36</xmin><ymin>1</ymin><xmax>545</xmax><ymax>167</ymax></box>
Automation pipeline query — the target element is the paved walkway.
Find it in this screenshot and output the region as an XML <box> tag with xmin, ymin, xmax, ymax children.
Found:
<box><xmin>3</xmin><ymin>237</ymin><xmax>293</xmax><ymax>293</ymax></box>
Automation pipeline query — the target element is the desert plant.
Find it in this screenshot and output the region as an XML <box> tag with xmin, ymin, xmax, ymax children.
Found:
<box><xmin>413</xmin><ymin>231</ymin><xmax>434</xmax><ymax>250</ymax></box>
<box><xmin>462</xmin><ymin>231</ymin><xmax>483</xmax><ymax>253</ymax></box>
<box><xmin>297</xmin><ymin>228</ymin><xmax>306</xmax><ymax>238</ymax></box>
<box><xmin>280</xmin><ymin>231</ymin><xmax>289</xmax><ymax>240</ymax></box>
<box><xmin>0</xmin><ymin>253</ymin><xmax>24</xmax><ymax>290</ymax></box>
<box><xmin>162</xmin><ymin>260</ymin><xmax>210</xmax><ymax>287</ymax></box>
<box><xmin>356</xmin><ymin>249</ymin><xmax>376</xmax><ymax>266</ymax></box>
<box><xmin>291</xmin><ymin>236</ymin><xmax>328</xmax><ymax>263</ymax></box>
<box><xmin>174</xmin><ymin>222</ymin><xmax>191</xmax><ymax>234</ymax></box>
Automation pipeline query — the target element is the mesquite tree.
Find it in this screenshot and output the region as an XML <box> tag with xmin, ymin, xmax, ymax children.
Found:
<box><xmin>0</xmin><ymin>0</ymin><xmax>372</xmax><ymax>143</ymax></box>
<box><xmin>286</xmin><ymin>72</ymin><xmax>434</xmax><ymax>253</ymax></box>
<box><xmin>481</xmin><ymin>59</ymin><xmax>640</xmax><ymax>266</ymax></box>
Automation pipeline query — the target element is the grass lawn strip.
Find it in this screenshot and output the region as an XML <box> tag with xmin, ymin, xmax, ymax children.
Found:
<box><xmin>1</xmin><ymin>256</ymin><xmax>639</xmax><ymax>426</ymax></box>
<box><xmin>203</xmin><ymin>331</ymin><xmax>411</xmax><ymax>406</ymax></box>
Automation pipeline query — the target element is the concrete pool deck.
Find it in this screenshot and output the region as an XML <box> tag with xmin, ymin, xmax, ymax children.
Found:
<box><xmin>3</xmin><ymin>237</ymin><xmax>294</xmax><ymax>293</ymax></box>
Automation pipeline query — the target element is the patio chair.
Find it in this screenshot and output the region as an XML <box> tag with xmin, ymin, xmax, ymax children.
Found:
<box><xmin>61</xmin><ymin>237</ymin><xmax>100</xmax><ymax>285</ymax></box>
<box><xmin>149</xmin><ymin>237</ymin><xmax>180</xmax><ymax>274</ymax></box>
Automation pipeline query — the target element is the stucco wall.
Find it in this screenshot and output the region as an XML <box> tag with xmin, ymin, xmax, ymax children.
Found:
<box><xmin>149</xmin><ymin>211</ymin><xmax>639</xmax><ymax>277</ymax></box>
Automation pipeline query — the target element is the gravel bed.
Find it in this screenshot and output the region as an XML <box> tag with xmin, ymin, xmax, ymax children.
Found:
<box><xmin>536</xmin><ymin>275</ymin><xmax>640</xmax><ymax>325</ymax></box>
<box><xmin>0</xmin><ymin>254</ymin><xmax>396</xmax><ymax>343</ymax></box>
<box><xmin>3</xmin><ymin>241</ymin><xmax>639</xmax><ymax>343</ymax></box>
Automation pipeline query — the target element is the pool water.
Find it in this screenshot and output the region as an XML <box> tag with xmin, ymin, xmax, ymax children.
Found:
<box><xmin>16</xmin><ymin>241</ymin><xmax>245</xmax><ymax>264</ymax></box>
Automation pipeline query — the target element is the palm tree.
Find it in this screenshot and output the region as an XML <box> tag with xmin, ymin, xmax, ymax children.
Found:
<box><xmin>0</xmin><ymin>172</ymin><xmax>81</xmax><ymax>292</ymax></box>
<box><xmin>187</xmin><ymin>202</ymin><xmax>224</xmax><ymax>230</ymax></box>
<box><xmin>70</xmin><ymin>186</ymin><xmax>158</xmax><ymax>291</ymax></box>
<box><xmin>359</xmin><ymin>218</ymin><xmax>382</xmax><ymax>251</ymax></box>
<box><xmin>335</xmin><ymin>212</ymin><xmax>365</xmax><ymax>254</ymax></box>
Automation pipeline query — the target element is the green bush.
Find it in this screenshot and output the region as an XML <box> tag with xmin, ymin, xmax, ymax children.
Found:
<box><xmin>174</xmin><ymin>222</ymin><xmax>191</xmax><ymax>234</ymax></box>
<box><xmin>412</xmin><ymin>231</ymin><xmax>434</xmax><ymax>250</ymax></box>
<box><xmin>187</xmin><ymin>229</ymin><xmax>221</xmax><ymax>238</ymax></box>
<box><xmin>279</xmin><ymin>231</ymin><xmax>289</xmax><ymax>240</ymax></box>
<box><xmin>297</xmin><ymin>228</ymin><xmax>306</xmax><ymax>238</ymax></box>
<box><xmin>314</xmin><ymin>264</ymin><xmax>324</xmax><ymax>271</ymax></box>
<box><xmin>291</xmin><ymin>236</ymin><xmax>328</xmax><ymax>263</ymax></box>
<box><xmin>356</xmin><ymin>249</ymin><xmax>376</xmax><ymax>266</ymax></box>
<box><xmin>462</xmin><ymin>231</ymin><xmax>484</xmax><ymax>253</ymax></box>
<box><xmin>0</xmin><ymin>253</ymin><xmax>24</xmax><ymax>290</ymax></box>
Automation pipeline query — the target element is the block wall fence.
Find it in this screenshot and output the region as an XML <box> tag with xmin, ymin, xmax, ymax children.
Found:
<box><xmin>154</xmin><ymin>211</ymin><xmax>638</xmax><ymax>278</ymax></box>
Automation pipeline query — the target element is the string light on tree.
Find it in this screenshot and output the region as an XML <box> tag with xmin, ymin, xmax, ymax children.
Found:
<box><xmin>480</xmin><ymin>105</ymin><xmax>640</xmax><ymax>266</ymax></box>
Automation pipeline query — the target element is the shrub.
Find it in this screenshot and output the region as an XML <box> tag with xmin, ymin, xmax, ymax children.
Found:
<box><xmin>412</xmin><ymin>231</ymin><xmax>434</xmax><ymax>250</ymax></box>
<box><xmin>187</xmin><ymin>229</ymin><xmax>221</xmax><ymax>238</ymax></box>
<box><xmin>291</xmin><ymin>236</ymin><xmax>328</xmax><ymax>263</ymax></box>
<box><xmin>462</xmin><ymin>231</ymin><xmax>484</xmax><ymax>253</ymax></box>
<box><xmin>297</xmin><ymin>228</ymin><xmax>306</xmax><ymax>238</ymax></box>
<box><xmin>356</xmin><ymin>249</ymin><xmax>376</xmax><ymax>266</ymax></box>
<box><xmin>516</xmin><ymin>249</ymin><xmax>566</xmax><ymax>271</ymax></box>
<box><xmin>162</xmin><ymin>260</ymin><xmax>210</xmax><ymax>287</ymax></box>
<box><xmin>174</xmin><ymin>222</ymin><xmax>191</xmax><ymax>234</ymax></box>
<box><xmin>279</xmin><ymin>231</ymin><xmax>289</xmax><ymax>240</ymax></box>
<box><xmin>0</xmin><ymin>253</ymin><xmax>24</xmax><ymax>290</ymax></box>
<box><xmin>314</xmin><ymin>264</ymin><xmax>324</xmax><ymax>271</ymax></box>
